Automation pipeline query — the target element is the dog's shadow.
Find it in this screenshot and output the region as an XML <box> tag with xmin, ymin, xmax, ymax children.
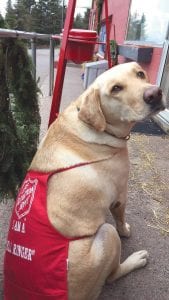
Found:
<box><xmin>132</xmin><ymin>118</ymin><xmax>166</xmax><ymax>136</ymax></box>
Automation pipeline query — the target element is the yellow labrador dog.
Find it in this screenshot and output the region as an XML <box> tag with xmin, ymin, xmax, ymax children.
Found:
<box><xmin>31</xmin><ymin>62</ymin><xmax>165</xmax><ymax>299</ymax></box>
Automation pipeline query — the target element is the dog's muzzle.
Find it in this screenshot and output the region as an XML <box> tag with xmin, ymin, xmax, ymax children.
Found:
<box><xmin>143</xmin><ymin>86</ymin><xmax>165</xmax><ymax>112</ymax></box>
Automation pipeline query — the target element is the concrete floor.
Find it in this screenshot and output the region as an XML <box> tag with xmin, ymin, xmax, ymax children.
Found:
<box><xmin>99</xmin><ymin>133</ymin><xmax>169</xmax><ymax>300</ymax></box>
<box><xmin>1</xmin><ymin>63</ymin><xmax>169</xmax><ymax>300</ymax></box>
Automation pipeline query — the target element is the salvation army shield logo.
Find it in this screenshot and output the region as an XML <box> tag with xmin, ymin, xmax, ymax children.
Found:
<box><xmin>15</xmin><ymin>177</ymin><xmax>38</xmax><ymax>219</ymax></box>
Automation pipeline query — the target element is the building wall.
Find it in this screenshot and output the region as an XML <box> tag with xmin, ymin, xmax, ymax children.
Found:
<box><xmin>133</xmin><ymin>48</ymin><xmax>163</xmax><ymax>84</ymax></box>
<box><xmin>96</xmin><ymin>0</ymin><xmax>163</xmax><ymax>84</ymax></box>
<box><xmin>101</xmin><ymin>0</ymin><xmax>130</xmax><ymax>44</ymax></box>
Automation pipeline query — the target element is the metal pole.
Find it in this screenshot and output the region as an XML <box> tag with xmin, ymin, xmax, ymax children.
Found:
<box><xmin>31</xmin><ymin>38</ymin><xmax>36</xmax><ymax>80</ymax></box>
<box><xmin>49</xmin><ymin>37</ymin><xmax>55</xmax><ymax>96</ymax></box>
<box><xmin>0</xmin><ymin>28</ymin><xmax>50</xmax><ymax>39</ymax></box>
<box><xmin>48</xmin><ymin>0</ymin><xmax>77</xmax><ymax>126</ymax></box>
<box><xmin>61</xmin><ymin>0</ymin><xmax>65</xmax><ymax>29</ymax></box>
<box><xmin>104</xmin><ymin>0</ymin><xmax>111</xmax><ymax>68</ymax></box>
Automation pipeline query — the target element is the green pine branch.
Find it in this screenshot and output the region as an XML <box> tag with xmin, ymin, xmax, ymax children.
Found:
<box><xmin>0</xmin><ymin>38</ymin><xmax>40</xmax><ymax>200</ymax></box>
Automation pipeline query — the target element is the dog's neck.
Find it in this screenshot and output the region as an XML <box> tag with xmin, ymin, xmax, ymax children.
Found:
<box><xmin>104</xmin><ymin>122</ymin><xmax>134</xmax><ymax>141</ymax></box>
<box><xmin>62</xmin><ymin>105</ymin><xmax>131</xmax><ymax>149</ymax></box>
<box><xmin>76</xmin><ymin>104</ymin><xmax>134</xmax><ymax>142</ymax></box>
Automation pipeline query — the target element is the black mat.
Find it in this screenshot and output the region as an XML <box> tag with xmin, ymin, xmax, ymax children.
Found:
<box><xmin>132</xmin><ymin>118</ymin><xmax>166</xmax><ymax>136</ymax></box>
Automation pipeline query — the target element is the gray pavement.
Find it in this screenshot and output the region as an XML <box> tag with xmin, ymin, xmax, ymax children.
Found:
<box><xmin>39</xmin><ymin>62</ymin><xmax>83</xmax><ymax>140</ymax></box>
<box><xmin>1</xmin><ymin>60</ymin><xmax>169</xmax><ymax>300</ymax></box>
<box><xmin>99</xmin><ymin>133</ymin><xmax>169</xmax><ymax>300</ymax></box>
<box><xmin>28</xmin><ymin>48</ymin><xmax>59</xmax><ymax>89</ymax></box>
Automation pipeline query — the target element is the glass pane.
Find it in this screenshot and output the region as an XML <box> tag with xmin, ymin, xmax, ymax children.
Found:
<box><xmin>98</xmin><ymin>24</ymin><xmax>106</xmax><ymax>56</ymax></box>
<box><xmin>126</xmin><ymin>0</ymin><xmax>169</xmax><ymax>44</ymax></box>
<box><xmin>161</xmin><ymin>48</ymin><xmax>169</xmax><ymax>107</ymax></box>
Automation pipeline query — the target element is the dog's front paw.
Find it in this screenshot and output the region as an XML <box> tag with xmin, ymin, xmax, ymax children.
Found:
<box><xmin>117</xmin><ymin>222</ymin><xmax>131</xmax><ymax>238</ymax></box>
<box><xmin>126</xmin><ymin>250</ymin><xmax>149</xmax><ymax>269</ymax></box>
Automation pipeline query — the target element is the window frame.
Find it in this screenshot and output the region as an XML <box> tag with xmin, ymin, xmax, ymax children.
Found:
<box><xmin>125</xmin><ymin>0</ymin><xmax>169</xmax><ymax>47</ymax></box>
<box><xmin>98</xmin><ymin>22</ymin><xmax>106</xmax><ymax>57</ymax></box>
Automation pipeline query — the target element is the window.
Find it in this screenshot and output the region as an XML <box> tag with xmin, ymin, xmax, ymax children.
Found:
<box><xmin>89</xmin><ymin>9</ymin><xmax>97</xmax><ymax>30</ymax></box>
<box><xmin>160</xmin><ymin>44</ymin><xmax>169</xmax><ymax>107</ymax></box>
<box><xmin>126</xmin><ymin>0</ymin><xmax>169</xmax><ymax>45</ymax></box>
<box><xmin>98</xmin><ymin>23</ymin><xmax>106</xmax><ymax>57</ymax></box>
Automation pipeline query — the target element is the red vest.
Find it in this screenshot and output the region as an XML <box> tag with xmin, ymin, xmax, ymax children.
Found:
<box><xmin>4</xmin><ymin>167</ymin><xmax>87</xmax><ymax>300</ymax></box>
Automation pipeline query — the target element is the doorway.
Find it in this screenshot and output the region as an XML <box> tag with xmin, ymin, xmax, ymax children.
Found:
<box><xmin>160</xmin><ymin>42</ymin><xmax>169</xmax><ymax>108</ymax></box>
<box><xmin>155</xmin><ymin>40</ymin><xmax>169</xmax><ymax>133</ymax></box>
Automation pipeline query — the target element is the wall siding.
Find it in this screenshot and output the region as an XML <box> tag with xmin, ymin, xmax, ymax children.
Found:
<box><xmin>96</xmin><ymin>0</ymin><xmax>163</xmax><ymax>83</ymax></box>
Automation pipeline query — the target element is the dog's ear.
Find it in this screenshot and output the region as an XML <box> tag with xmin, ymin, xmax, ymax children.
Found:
<box><xmin>78</xmin><ymin>88</ymin><xmax>106</xmax><ymax>131</ymax></box>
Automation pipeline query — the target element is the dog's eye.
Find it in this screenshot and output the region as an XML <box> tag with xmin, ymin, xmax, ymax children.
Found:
<box><xmin>137</xmin><ymin>71</ymin><xmax>145</xmax><ymax>79</ymax></box>
<box><xmin>111</xmin><ymin>85</ymin><xmax>123</xmax><ymax>93</ymax></box>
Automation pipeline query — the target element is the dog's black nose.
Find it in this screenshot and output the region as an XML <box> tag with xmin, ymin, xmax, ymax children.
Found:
<box><xmin>143</xmin><ymin>86</ymin><xmax>162</xmax><ymax>106</ymax></box>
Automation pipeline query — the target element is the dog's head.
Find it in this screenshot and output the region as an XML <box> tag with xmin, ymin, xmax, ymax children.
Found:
<box><xmin>78</xmin><ymin>62</ymin><xmax>166</xmax><ymax>134</ymax></box>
